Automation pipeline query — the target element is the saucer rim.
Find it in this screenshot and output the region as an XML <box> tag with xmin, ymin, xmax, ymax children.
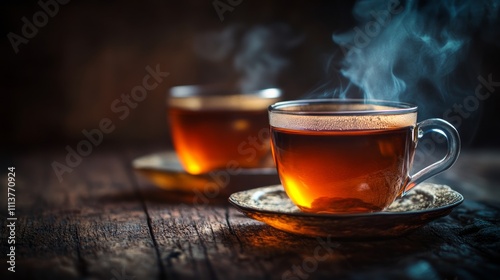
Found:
<box><xmin>132</xmin><ymin>151</ymin><xmax>277</xmax><ymax>176</ymax></box>
<box><xmin>228</xmin><ymin>184</ymin><xmax>464</xmax><ymax>218</ymax></box>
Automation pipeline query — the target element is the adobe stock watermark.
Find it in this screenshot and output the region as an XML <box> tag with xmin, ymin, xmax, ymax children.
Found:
<box><xmin>281</xmin><ymin>235</ymin><xmax>340</xmax><ymax>280</ymax></box>
<box><xmin>190</xmin><ymin>127</ymin><xmax>270</xmax><ymax>205</ymax></box>
<box><xmin>212</xmin><ymin>0</ymin><xmax>243</xmax><ymax>22</ymax></box>
<box><xmin>413</xmin><ymin>73</ymin><xmax>499</xmax><ymax>166</ymax></box>
<box><xmin>337</xmin><ymin>0</ymin><xmax>403</xmax><ymax>56</ymax></box>
<box><xmin>7</xmin><ymin>0</ymin><xmax>71</xmax><ymax>54</ymax></box>
<box><xmin>51</xmin><ymin>64</ymin><xmax>169</xmax><ymax>182</ymax></box>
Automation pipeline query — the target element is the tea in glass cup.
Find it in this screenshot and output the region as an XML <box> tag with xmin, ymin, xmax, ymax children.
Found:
<box><xmin>168</xmin><ymin>85</ymin><xmax>281</xmax><ymax>174</ymax></box>
<box><xmin>269</xmin><ymin>99</ymin><xmax>460</xmax><ymax>213</ymax></box>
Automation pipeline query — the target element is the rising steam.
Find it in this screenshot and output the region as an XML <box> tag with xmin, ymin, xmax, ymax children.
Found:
<box><xmin>194</xmin><ymin>23</ymin><xmax>302</xmax><ymax>92</ymax></box>
<box><xmin>314</xmin><ymin>0</ymin><xmax>499</xmax><ymax>121</ymax></box>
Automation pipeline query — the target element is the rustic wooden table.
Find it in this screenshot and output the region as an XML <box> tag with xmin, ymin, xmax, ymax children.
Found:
<box><xmin>1</xmin><ymin>145</ymin><xmax>499</xmax><ymax>280</ymax></box>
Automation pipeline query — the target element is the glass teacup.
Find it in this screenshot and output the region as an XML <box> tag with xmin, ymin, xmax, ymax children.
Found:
<box><xmin>269</xmin><ymin>99</ymin><xmax>460</xmax><ymax>213</ymax></box>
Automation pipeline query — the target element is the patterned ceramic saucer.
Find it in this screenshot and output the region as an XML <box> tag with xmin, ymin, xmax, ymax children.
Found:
<box><xmin>133</xmin><ymin>151</ymin><xmax>280</xmax><ymax>194</ymax></box>
<box><xmin>229</xmin><ymin>183</ymin><xmax>463</xmax><ymax>238</ymax></box>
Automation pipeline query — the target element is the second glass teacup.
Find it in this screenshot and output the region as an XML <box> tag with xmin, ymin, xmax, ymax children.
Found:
<box><xmin>167</xmin><ymin>84</ymin><xmax>282</xmax><ymax>174</ymax></box>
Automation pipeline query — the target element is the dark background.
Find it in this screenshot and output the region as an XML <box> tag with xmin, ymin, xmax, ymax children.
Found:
<box><xmin>2</xmin><ymin>0</ymin><xmax>500</xmax><ymax>153</ymax></box>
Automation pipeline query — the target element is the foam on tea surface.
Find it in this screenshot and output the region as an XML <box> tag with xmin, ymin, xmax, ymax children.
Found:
<box><xmin>270</xmin><ymin>104</ymin><xmax>417</xmax><ymax>131</ymax></box>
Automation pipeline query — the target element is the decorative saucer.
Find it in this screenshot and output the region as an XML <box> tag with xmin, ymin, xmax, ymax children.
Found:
<box><xmin>132</xmin><ymin>151</ymin><xmax>280</xmax><ymax>195</ymax></box>
<box><xmin>228</xmin><ymin>183</ymin><xmax>464</xmax><ymax>238</ymax></box>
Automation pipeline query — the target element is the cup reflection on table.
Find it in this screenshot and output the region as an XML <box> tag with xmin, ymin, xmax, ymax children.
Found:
<box><xmin>167</xmin><ymin>85</ymin><xmax>282</xmax><ymax>175</ymax></box>
<box><xmin>269</xmin><ymin>99</ymin><xmax>460</xmax><ymax>214</ymax></box>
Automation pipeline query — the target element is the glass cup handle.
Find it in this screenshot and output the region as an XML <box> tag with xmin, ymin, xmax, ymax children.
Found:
<box><xmin>404</xmin><ymin>118</ymin><xmax>461</xmax><ymax>195</ymax></box>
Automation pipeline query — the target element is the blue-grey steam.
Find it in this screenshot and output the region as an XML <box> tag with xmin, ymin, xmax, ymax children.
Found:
<box><xmin>194</xmin><ymin>23</ymin><xmax>302</xmax><ymax>92</ymax></box>
<box><xmin>313</xmin><ymin>0</ymin><xmax>500</xmax><ymax>123</ymax></box>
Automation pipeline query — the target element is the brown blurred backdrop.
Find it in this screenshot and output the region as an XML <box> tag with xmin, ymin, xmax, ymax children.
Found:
<box><xmin>2</xmin><ymin>0</ymin><xmax>500</xmax><ymax>152</ymax></box>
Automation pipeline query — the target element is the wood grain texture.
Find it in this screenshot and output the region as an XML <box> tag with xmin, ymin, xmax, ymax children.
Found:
<box><xmin>1</xmin><ymin>147</ymin><xmax>499</xmax><ymax>280</ymax></box>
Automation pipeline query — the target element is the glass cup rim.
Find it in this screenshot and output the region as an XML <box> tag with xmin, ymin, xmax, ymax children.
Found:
<box><xmin>269</xmin><ymin>99</ymin><xmax>418</xmax><ymax>116</ymax></box>
<box><xmin>168</xmin><ymin>84</ymin><xmax>282</xmax><ymax>99</ymax></box>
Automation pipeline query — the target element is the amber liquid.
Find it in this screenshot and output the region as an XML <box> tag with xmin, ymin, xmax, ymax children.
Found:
<box><xmin>271</xmin><ymin>126</ymin><xmax>415</xmax><ymax>213</ymax></box>
<box><xmin>169</xmin><ymin>107</ymin><xmax>271</xmax><ymax>174</ymax></box>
